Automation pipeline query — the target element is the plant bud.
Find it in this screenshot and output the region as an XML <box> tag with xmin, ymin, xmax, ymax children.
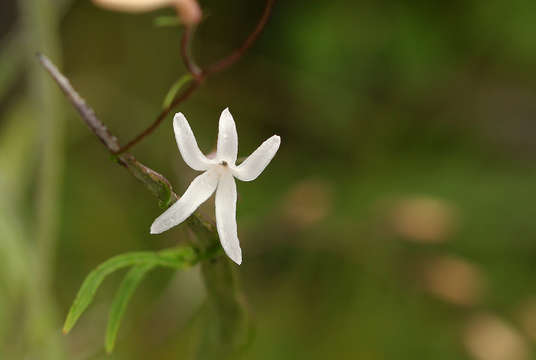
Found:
<box><xmin>175</xmin><ymin>0</ymin><xmax>202</xmax><ymax>26</ymax></box>
<box><xmin>92</xmin><ymin>0</ymin><xmax>174</xmax><ymax>13</ymax></box>
<box><xmin>92</xmin><ymin>0</ymin><xmax>202</xmax><ymax>26</ymax></box>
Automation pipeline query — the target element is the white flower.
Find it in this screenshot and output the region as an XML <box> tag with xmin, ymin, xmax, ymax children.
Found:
<box><xmin>150</xmin><ymin>108</ymin><xmax>281</xmax><ymax>265</ymax></box>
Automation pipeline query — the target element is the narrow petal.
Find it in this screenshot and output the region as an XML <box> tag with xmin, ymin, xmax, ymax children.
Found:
<box><xmin>216</xmin><ymin>108</ymin><xmax>238</xmax><ymax>164</ymax></box>
<box><xmin>150</xmin><ymin>170</ymin><xmax>219</xmax><ymax>234</ymax></box>
<box><xmin>215</xmin><ymin>173</ymin><xmax>242</xmax><ymax>265</ymax></box>
<box><xmin>232</xmin><ymin>135</ymin><xmax>280</xmax><ymax>182</ymax></box>
<box><xmin>92</xmin><ymin>0</ymin><xmax>173</xmax><ymax>13</ymax></box>
<box><xmin>174</xmin><ymin>113</ymin><xmax>212</xmax><ymax>171</ymax></box>
<box><xmin>174</xmin><ymin>0</ymin><xmax>202</xmax><ymax>25</ymax></box>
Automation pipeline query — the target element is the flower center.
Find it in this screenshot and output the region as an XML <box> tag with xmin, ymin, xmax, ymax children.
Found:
<box><xmin>210</xmin><ymin>160</ymin><xmax>231</xmax><ymax>176</ymax></box>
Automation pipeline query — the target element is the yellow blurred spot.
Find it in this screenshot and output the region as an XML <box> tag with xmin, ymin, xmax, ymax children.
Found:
<box><xmin>464</xmin><ymin>313</ymin><xmax>529</xmax><ymax>360</ymax></box>
<box><xmin>391</xmin><ymin>196</ymin><xmax>457</xmax><ymax>243</ymax></box>
<box><xmin>515</xmin><ymin>298</ymin><xmax>536</xmax><ymax>342</ymax></box>
<box><xmin>282</xmin><ymin>179</ymin><xmax>333</xmax><ymax>227</ymax></box>
<box><xmin>422</xmin><ymin>256</ymin><xmax>485</xmax><ymax>307</ymax></box>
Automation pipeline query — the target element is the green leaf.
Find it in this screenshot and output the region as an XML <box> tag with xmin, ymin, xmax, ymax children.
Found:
<box><xmin>63</xmin><ymin>247</ymin><xmax>199</xmax><ymax>334</ymax></box>
<box><xmin>154</xmin><ymin>15</ymin><xmax>182</xmax><ymax>27</ymax></box>
<box><xmin>105</xmin><ymin>263</ymin><xmax>155</xmax><ymax>353</ymax></box>
<box><xmin>162</xmin><ymin>74</ymin><xmax>193</xmax><ymax>110</ymax></box>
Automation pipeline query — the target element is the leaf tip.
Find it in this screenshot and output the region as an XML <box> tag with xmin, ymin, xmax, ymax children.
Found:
<box><xmin>63</xmin><ymin>314</ymin><xmax>75</xmax><ymax>335</ymax></box>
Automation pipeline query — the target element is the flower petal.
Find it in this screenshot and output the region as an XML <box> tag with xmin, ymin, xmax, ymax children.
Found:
<box><xmin>215</xmin><ymin>173</ymin><xmax>242</xmax><ymax>265</ymax></box>
<box><xmin>232</xmin><ymin>135</ymin><xmax>280</xmax><ymax>182</ymax></box>
<box><xmin>174</xmin><ymin>113</ymin><xmax>212</xmax><ymax>171</ymax></box>
<box><xmin>216</xmin><ymin>108</ymin><xmax>238</xmax><ymax>164</ymax></box>
<box><xmin>92</xmin><ymin>0</ymin><xmax>173</xmax><ymax>13</ymax></box>
<box><xmin>150</xmin><ymin>170</ymin><xmax>219</xmax><ymax>234</ymax></box>
<box><xmin>175</xmin><ymin>0</ymin><xmax>202</xmax><ymax>25</ymax></box>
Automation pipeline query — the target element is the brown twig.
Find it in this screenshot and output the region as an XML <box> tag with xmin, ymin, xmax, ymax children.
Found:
<box><xmin>39</xmin><ymin>52</ymin><xmax>224</xmax><ymax>247</ymax></box>
<box><xmin>181</xmin><ymin>27</ymin><xmax>202</xmax><ymax>78</ymax></box>
<box><xmin>37</xmin><ymin>53</ymin><xmax>121</xmax><ymax>153</ymax></box>
<box><xmin>116</xmin><ymin>80</ymin><xmax>200</xmax><ymax>155</ymax></box>
<box><xmin>38</xmin><ymin>53</ymin><xmax>181</xmax><ymax>209</ymax></box>
<box><xmin>204</xmin><ymin>0</ymin><xmax>276</xmax><ymax>76</ymax></box>
<box><xmin>114</xmin><ymin>0</ymin><xmax>276</xmax><ymax>155</ymax></box>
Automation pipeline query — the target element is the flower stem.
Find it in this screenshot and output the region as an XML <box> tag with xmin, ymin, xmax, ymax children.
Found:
<box><xmin>39</xmin><ymin>55</ymin><xmax>251</xmax><ymax>356</ymax></box>
<box><xmin>20</xmin><ymin>0</ymin><xmax>65</xmax><ymax>357</ymax></box>
<box><xmin>114</xmin><ymin>0</ymin><xmax>277</xmax><ymax>154</ymax></box>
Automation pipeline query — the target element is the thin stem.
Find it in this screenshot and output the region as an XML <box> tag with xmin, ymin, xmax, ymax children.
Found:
<box><xmin>38</xmin><ymin>54</ymin><xmax>121</xmax><ymax>152</ymax></box>
<box><xmin>21</xmin><ymin>0</ymin><xmax>65</xmax><ymax>357</ymax></box>
<box><xmin>204</xmin><ymin>0</ymin><xmax>276</xmax><ymax>75</ymax></box>
<box><xmin>115</xmin><ymin>80</ymin><xmax>200</xmax><ymax>154</ymax></box>
<box><xmin>114</xmin><ymin>0</ymin><xmax>276</xmax><ymax>154</ymax></box>
<box><xmin>38</xmin><ymin>54</ymin><xmax>209</xmax><ymax>231</ymax></box>
<box><xmin>181</xmin><ymin>27</ymin><xmax>202</xmax><ymax>78</ymax></box>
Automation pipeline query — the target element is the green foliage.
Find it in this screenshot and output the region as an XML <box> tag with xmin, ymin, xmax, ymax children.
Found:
<box><xmin>162</xmin><ymin>74</ymin><xmax>194</xmax><ymax>110</ymax></box>
<box><xmin>106</xmin><ymin>263</ymin><xmax>155</xmax><ymax>353</ymax></box>
<box><xmin>197</xmin><ymin>258</ymin><xmax>252</xmax><ymax>359</ymax></box>
<box><xmin>0</xmin><ymin>101</ymin><xmax>36</xmax><ymax>296</ymax></box>
<box><xmin>63</xmin><ymin>246</ymin><xmax>201</xmax><ymax>350</ymax></box>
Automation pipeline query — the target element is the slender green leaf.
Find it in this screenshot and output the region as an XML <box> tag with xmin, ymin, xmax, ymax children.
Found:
<box><xmin>105</xmin><ymin>263</ymin><xmax>155</xmax><ymax>353</ymax></box>
<box><xmin>162</xmin><ymin>74</ymin><xmax>193</xmax><ymax>109</ymax></box>
<box><xmin>63</xmin><ymin>247</ymin><xmax>198</xmax><ymax>334</ymax></box>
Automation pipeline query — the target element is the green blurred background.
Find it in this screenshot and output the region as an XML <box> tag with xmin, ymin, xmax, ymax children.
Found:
<box><xmin>2</xmin><ymin>0</ymin><xmax>536</xmax><ymax>359</ymax></box>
